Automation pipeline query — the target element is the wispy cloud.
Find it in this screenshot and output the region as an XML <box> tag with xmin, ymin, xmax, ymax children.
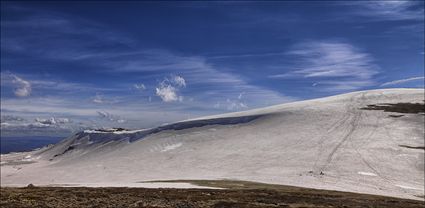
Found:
<box><xmin>2</xmin><ymin>4</ymin><xmax>295</xmax><ymax>101</ymax></box>
<box><xmin>102</xmin><ymin>50</ymin><xmax>295</xmax><ymax>107</ymax></box>
<box><xmin>1</xmin><ymin>9</ymin><xmax>294</xmax><ymax>110</ymax></box>
<box><xmin>91</xmin><ymin>94</ymin><xmax>119</xmax><ymax>104</ymax></box>
<box><xmin>214</xmin><ymin>98</ymin><xmax>248</xmax><ymax>111</ymax></box>
<box><xmin>1</xmin><ymin>115</ymin><xmax>25</xmax><ymax>122</ymax></box>
<box><xmin>92</xmin><ymin>94</ymin><xmax>105</xmax><ymax>104</ymax></box>
<box><xmin>134</xmin><ymin>83</ymin><xmax>146</xmax><ymax>90</ymax></box>
<box><xmin>97</xmin><ymin>111</ymin><xmax>126</xmax><ymax>123</ymax></box>
<box><xmin>315</xmin><ymin>80</ymin><xmax>376</xmax><ymax>91</ymax></box>
<box><xmin>380</xmin><ymin>76</ymin><xmax>425</xmax><ymax>87</ymax></box>
<box><xmin>208</xmin><ymin>51</ymin><xmax>287</xmax><ymax>59</ymax></box>
<box><xmin>269</xmin><ymin>40</ymin><xmax>378</xmax><ymax>91</ymax></box>
<box><xmin>12</xmin><ymin>74</ymin><xmax>31</xmax><ymax>97</ymax></box>
<box><xmin>1</xmin><ymin>7</ymin><xmax>133</xmax><ymax>62</ymax></box>
<box><xmin>1</xmin><ymin>4</ymin><xmax>299</xmax><ymax>136</ymax></box>
<box><xmin>1</xmin><ymin>72</ymin><xmax>32</xmax><ymax>97</ymax></box>
<box><xmin>344</xmin><ymin>1</ymin><xmax>424</xmax><ymax>21</ymax></box>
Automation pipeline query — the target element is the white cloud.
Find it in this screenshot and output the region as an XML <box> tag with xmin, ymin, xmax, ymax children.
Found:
<box><xmin>238</xmin><ymin>92</ymin><xmax>244</xmax><ymax>100</ymax></box>
<box><xmin>0</xmin><ymin>8</ymin><xmax>299</xmax><ymax>133</ymax></box>
<box><xmin>97</xmin><ymin>111</ymin><xmax>109</xmax><ymax>118</ymax></box>
<box><xmin>214</xmin><ymin>98</ymin><xmax>248</xmax><ymax>111</ymax></box>
<box><xmin>1</xmin><ymin>115</ymin><xmax>25</xmax><ymax>122</ymax></box>
<box><xmin>9</xmin><ymin>74</ymin><xmax>32</xmax><ymax>97</ymax></box>
<box><xmin>226</xmin><ymin>99</ymin><xmax>248</xmax><ymax>111</ymax></box>
<box><xmin>316</xmin><ymin>80</ymin><xmax>376</xmax><ymax>91</ymax></box>
<box><xmin>34</xmin><ymin>117</ymin><xmax>71</xmax><ymax>125</ymax></box>
<box><xmin>344</xmin><ymin>1</ymin><xmax>424</xmax><ymax>21</ymax></box>
<box><xmin>35</xmin><ymin>117</ymin><xmax>57</xmax><ymax>125</ymax></box>
<box><xmin>0</xmin><ymin>121</ymin><xmax>76</xmax><ymax>137</ymax></box>
<box><xmin>380</xmin><ymin>76</ymin><xmax>425</xmax><ymax>87</ymax></box>
<box><xmin>155</xmin><ymin>75</ymin><xmax>186</xmax><ymax>102</ymax></box>
<box><xmin>92</xmin><ymin>94</ymin><xmax>105</xmax><ymax>103</ymax></box>
<box><xmin>92</xmin><ymin>50</ymin><xmax>292</xmax><ymax>108</ymax></box>
<box><xmin>156</xmin><ymin>84</ymin><xmax>180</xmax><ymax>102</ymax></box>
<box><xmin>97</xmin><ymin>111</ymin><xmax>126</xmax><ymax>123</ymax></box>
<box><xmin>269</xmin><ymin>40</ymin><xmax>378</xmax><ymax>91</ymax></box>
<box><xmin>134</xmin><ymin>83</ymin><xmax>146</xmax><ymax>90</ymax></box>
<box><xmin>91</xmin><ymin>94</ymin><xmax>119</xmax><ymax>104</ymax></box>
<box><xmin>172</xmin><ymin>75</ymin><xmax>186</xmax><ymax>87</ymax></box>
<box><xmin>0</xmin><ymin>115</ymin><xmax>77</xmax><ymax>137</ymax></box>
<box><xmin>56</xmin><ymin>118</ymin><xmax>71</xmax><ymax>124</ymax></box>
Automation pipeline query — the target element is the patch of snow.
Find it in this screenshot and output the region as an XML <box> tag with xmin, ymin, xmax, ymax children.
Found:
<box><xmin>397</xmin><ymin>154</ymin><xmax>416</xmax><ymax>157</ymax></box>
<box><xmin>161</xmin><ymin>143</ymin><xmax>182</xmax><ymax>152</ymax></box>
<box><xmin>396</xmin><ymin>185</ymin><xmax>424</xmax><ymax>191</ymax></box>
<box><xmin>83</xmin><ymin>130</ymin><xmax>102</xmax><ymax>133</ymax></box>
<box><xmin>358</xmin><ymin>172</ymin><xmax>377</xmax><ymax>176</ymax></box>
<box><xmin>112</xmin><ymin>129</ymin><xmax>145</xmax><ymax>134</ymax></box>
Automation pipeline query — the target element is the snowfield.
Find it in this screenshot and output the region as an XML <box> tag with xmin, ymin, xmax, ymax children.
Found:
<box><xmin>1</xmin><ymin>88</ymin><xmax>424</xmax><ymax>200</ymax></box>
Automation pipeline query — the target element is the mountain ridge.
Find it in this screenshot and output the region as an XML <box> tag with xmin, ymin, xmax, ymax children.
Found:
<box><xmin>1</xmin><ymin>88</ymin><xmax>424</xmax><ymax>200</ymax></box>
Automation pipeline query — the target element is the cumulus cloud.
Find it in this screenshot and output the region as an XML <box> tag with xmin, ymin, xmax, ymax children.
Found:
<box><xmin>156</xmin><ymin>85</ymin><xmax>180</xmax><ymax>102</ymax></box>
<box><xmin>35</xmin><ymin>117</ymin><xmax>72</xmax><ymax>125</ymax></box>
<box><xmin>155</xmin><ymin>75</ymin><xmax>186</xmax><ymax>102</ymax></box>
<box><xmin>380</xmin><ymin>76</ymin><xmax>425</xmax><ymax>87</ymax></box>
<box><xmin>35</xmin><ymin>117</ymin><xmax>57</xmax><ymax>125</ymax></box>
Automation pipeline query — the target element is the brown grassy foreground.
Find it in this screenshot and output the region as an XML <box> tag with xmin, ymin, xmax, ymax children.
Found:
<box><xmin>1</xmin><ymin>180</ymin><xmax>424</xmax><ymax>208</ymax></box>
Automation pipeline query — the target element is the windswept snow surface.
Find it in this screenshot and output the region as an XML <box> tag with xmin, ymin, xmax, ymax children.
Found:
<box><xmin>1</xmin><ymin>89</ymin><xmax>424</xmax><ymax>199</ymax></box>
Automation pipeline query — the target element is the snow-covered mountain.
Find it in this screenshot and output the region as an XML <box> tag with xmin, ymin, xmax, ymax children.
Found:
<box><xmin>1</xmin><ymin>89</ymin><xmax>424</xmax><ymax>199</ymax></box>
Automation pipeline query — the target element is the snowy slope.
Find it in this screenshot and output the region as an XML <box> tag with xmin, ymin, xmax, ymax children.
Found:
<box><xmin>1</xmin><ymin>88</ymin><xmax>424</xmax><ymax>199</ymax></box>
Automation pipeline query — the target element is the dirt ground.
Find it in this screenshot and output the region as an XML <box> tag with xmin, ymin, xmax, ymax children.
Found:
<box><xmin>360</xmin><ymin>102</ymin><xmax>425</xmax><ymax>114</ymax></box>
<box><xmin>1</xmin><ymin>180</ymin><xmax>424</xmax><ymax>208</ymax></box>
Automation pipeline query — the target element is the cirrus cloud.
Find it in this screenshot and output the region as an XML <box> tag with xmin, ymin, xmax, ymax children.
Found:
<box><xmin>380</xmin><ymin>76</ymin><xmax>424</xmax><ymax>87</ymax></box>
<box><xmin>269</xmin><ymin>40</ymin><xmax>379</xmax><ymax>91</ymax></box>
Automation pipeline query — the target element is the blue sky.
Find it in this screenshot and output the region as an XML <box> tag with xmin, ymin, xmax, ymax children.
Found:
<box><xmin>1</xmin><ymin>1</ymin><xmax>424</xmax><ymax>136</ymax></box>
